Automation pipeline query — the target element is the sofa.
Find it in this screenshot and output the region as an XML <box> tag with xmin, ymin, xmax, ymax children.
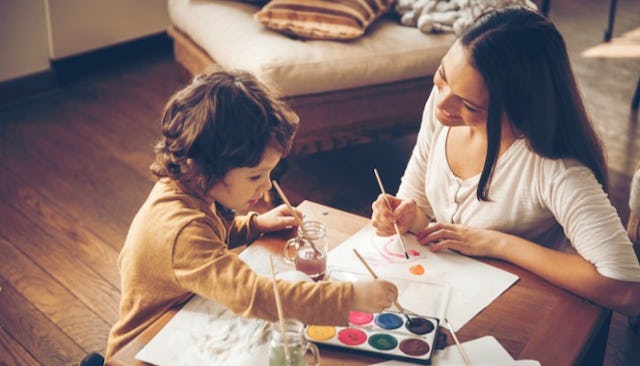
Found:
<box><xmin>167</xmin><ymin>0</ymin><xmax>456</xmax><ymax>154</ymax></box>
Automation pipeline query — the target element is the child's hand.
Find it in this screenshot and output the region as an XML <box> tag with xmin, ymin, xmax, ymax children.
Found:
<box><xmin>351</xmin><ymin>279</ymin><xmax>398</xmax><ymax>313</ymax></box>
<box><xmin>254</xmin><ymin>204</ymin><xmax>302</xmax><ymax>234</ymax></box>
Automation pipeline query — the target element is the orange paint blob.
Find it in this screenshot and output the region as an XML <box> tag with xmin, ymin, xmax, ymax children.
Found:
<box><xmin>409</xmin><ymin>264</ymin><xmax>425</xmax><ymax>275</ymax></box>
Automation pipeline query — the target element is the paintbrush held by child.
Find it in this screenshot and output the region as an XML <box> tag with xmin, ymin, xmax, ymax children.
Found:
<box><xmin>104</xmin><ymin>70</ymin><xmax>398</xmax><ymax>363</ymax></box>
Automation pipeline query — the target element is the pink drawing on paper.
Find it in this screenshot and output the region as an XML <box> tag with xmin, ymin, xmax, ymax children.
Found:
<box><xmin>359</xmin><ymin>232</ymin><xmax>426</xmax><ymax>268</ymax></box>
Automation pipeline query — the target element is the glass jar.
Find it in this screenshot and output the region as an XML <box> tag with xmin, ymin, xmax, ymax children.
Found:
<box><xmin>268</xmin><ymin>318</ymin><xmax>320</xmax><ymax>366</ymax></box>
<box><xmin>283</xmin><ymin>221</ymin><xmax>328</xmax><ymax>281</ymax></box>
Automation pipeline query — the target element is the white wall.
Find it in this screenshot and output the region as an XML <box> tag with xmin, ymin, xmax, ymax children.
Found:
<box><xmin>0</xmin><ymin>0</ymin><xmax>169</xmax><ymax>82</ymax></box>
<box><xmin>0</xmin><ymin>0</ymin><xmax>51</xmax><ymax>81</ymax></box>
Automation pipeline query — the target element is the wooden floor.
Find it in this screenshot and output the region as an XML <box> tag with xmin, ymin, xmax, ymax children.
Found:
<box><xmin>0</xmin><ymin>1</ymin><xmax>638</xmax><ymax>365</ymax></box>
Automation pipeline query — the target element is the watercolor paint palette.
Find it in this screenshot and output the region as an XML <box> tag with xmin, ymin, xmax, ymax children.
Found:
<box><xmin>305</xmin><ymin>310</ymin><xmax>443</xmax><ymax>364</ymax></box>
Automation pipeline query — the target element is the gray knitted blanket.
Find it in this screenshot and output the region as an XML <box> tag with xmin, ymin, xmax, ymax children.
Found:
<box><xmin>395</xmin><ymin>0</ymin><xmax>538</xmax><ymax>34</ymax></box>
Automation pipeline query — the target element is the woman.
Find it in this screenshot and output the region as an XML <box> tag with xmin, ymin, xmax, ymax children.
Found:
<box><xmin>371</xmin><ymin>6</ymin><xmax>640</xmax><ymax>315</ymax></box>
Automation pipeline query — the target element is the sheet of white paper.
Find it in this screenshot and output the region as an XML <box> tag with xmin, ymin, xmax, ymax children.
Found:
<box><xmin>369</xmin><ymin>335</ymin><xmax>543</xmax><ymax>366</ymax></box>
<box><xmin>135</xmin><ymin>255</ymin><xmax>314</xmax><ymax>366</ymax></box>
<box><xmin>328</xmin><ymin>269</ymin><xmax>451</xmax><ymax>320</ymax></box>
<box><xmin>328</xmin><ymin>225</ymin><xmax>519</xmax><ymax>331</ymax></box>
<box><xmin>431</xmin><ymin>335</ymin><xmax>512</xmax><ymax>365</ymax></box>
<box><xmin>238</xmin><ymin>243</ymin><xmax>294</xmax><ymax>276</ymax></box>
<box><xmin>135</xmin><ymin>296</ymin><xmax>270</xmax><ymax>366</ymax></box>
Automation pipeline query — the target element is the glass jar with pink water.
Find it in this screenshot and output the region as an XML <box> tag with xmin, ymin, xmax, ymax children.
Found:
<box><xmin>283</xmin><ymin>221</ymin><xmax>328</xmax><ymax>281</ymax></box>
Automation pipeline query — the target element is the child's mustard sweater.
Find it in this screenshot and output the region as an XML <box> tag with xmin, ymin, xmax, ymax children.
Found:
<box><xmin>104</xmin><ymin>179</ymin><xmax>353</xmax><ymax>362</ymax></box>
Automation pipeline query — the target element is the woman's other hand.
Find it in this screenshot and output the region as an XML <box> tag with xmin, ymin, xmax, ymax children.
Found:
<box><xmin>417</xmin><ymin>222</ymin><xmax>506</xmax><ymax>258</ymax></box>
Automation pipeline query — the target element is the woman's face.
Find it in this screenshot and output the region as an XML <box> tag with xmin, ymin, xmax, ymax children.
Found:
<box><xmin>433</xmin><ymin>41</ymin><xmax>489</xmax><ymax>127</ymax></box>
<box><xmin>207</xmin><ymin>146</ymin><xmax>281</xmax><ymax>211</ymax></box>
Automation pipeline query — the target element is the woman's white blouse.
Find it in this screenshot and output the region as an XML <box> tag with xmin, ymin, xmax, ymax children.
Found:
<box><xmin>630</xmin><ymin>168</ymin><xmax>640</xmax><ymax>215</ymax></box>
<box><xmin>397</xmin><ymin>87</ymin><xmax>640</xmax><ymax>282</ymax></box>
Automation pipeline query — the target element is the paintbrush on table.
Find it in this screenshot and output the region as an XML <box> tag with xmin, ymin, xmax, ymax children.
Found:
<box><xmin>373</xmin><ymin>168</ymin><xmax>410</xmax><ymax>260</ymax></box>
<box><xmin>444</xmin><ymin>317</ymin><xmax>472</xmax><ymax>366</ymax></box>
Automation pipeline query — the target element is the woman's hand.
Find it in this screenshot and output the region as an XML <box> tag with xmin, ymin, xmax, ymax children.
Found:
<box><xmin>371</xmin><ymin>194</ymin><xmax>417</xmax><ymax>236</ymax></box>
<box><xmin>417</xmin><ymin>222</ymin><xmax>506</xmax><ymax>258</ymax></box>
<box><xmin>253</xmin><ymin>204</ymin><xmax>302</xmax><ymax>234</ymax></box>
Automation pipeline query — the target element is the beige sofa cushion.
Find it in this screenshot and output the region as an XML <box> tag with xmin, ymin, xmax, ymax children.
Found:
<box><xmin>168</xmin><ymin>0</ymin><xmax>455</xmax><ymax>97</ymax></box>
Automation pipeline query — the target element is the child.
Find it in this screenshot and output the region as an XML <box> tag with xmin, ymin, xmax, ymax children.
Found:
<box><xmin>104</xmin><ymin>70</ymin><xmax>398</xmax><ymax>362</ymax></box>
<box><xmin>371</xmin><ymin>6</ymin><xmax>640</xmax><ymax>315</ymax></box>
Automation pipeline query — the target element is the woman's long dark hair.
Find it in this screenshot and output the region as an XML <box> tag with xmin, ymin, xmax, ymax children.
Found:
<box><xmin>460</xmin><ymin>6</ymin><xmax>607</xmax><ymax>200</ymax></box>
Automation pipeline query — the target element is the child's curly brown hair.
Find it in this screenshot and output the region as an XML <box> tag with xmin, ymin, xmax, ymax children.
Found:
<box><xmin>150</xmin><ymin>70</ymin><xmax>299</xmax><ymax>199</ymax></box>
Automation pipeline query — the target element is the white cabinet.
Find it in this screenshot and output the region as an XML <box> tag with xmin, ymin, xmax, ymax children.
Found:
<box><xmin>0</xmin><ymin>0</ymin><xmax>169</xmax><ymax>82</ymax></box>
<box><xmin>45</xmin><ymin>0</ymin><xmax>169</xmax><ymax>60</ymax></box>
<box><xmin>0</xmin><ymin>0</ymin><xmax>50</xmax><ymax>81</ymax></box>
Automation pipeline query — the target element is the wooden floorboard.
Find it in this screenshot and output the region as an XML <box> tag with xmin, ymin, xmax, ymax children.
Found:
<box><xmin>0</xmin><ymin>1</ymin><xmax>638</xmax><ymax>365</ymax></box>
<box><xmin>0</xmin><ymin>226</ymin><xmax>114</xmax><ymax>333</ymax></box>
<box><xmin>0</xmin><ymin>324</ymin><xmax>41</xmax><ymax>366</ymax></box>
<box><xmin>0</xmin><ymin>169</ymin><xmax>120</xmax><ymax>289</ymax></box>
<box><xmin>0</xmin><ymin>196</ymin><xmax>119</xmax><ymax>323</ymax></box>
<box><xmin>0</xmin><ymin>261</ymin><xmax>98</xmax><ymax>365</ymax></box>
<box><xmin>0</xmin><ymin>141</ymin><xmax>129</xmax><ymax>253</ymax></box>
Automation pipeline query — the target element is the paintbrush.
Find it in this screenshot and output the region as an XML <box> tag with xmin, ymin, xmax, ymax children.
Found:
<box><xmin>272</xmin><ymin>180</ymin><xmax>321</xmax><ymax>256</ymax></box>
<box><xmin>272</xmin><ymin>180</ymin><xmax>304</xmax><ymax>226</ymax></box>
<box><xmin>373</xmin><ymin>168</ymin><xmax>410</xmax><ymax>260</ymax></box>
<box><xmin>444</xmin><ymin>317</ymin><xmax>472</xmax><ymax>366</ymax></box>
<box><xmin>269</xmin><ymin>254</ymin><xmax>292</xmax><ymax>366</ymax></box>
<box><xmin>352</xmin><ymin>249</ymin><xmax>414</xmax><ymax>325</ymax></box>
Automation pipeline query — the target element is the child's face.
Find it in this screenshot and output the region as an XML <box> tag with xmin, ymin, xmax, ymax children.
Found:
<box><xmin>207</xmin><ymin>147</ymin><xmax>282</xmax><ymax>211</ymax></box>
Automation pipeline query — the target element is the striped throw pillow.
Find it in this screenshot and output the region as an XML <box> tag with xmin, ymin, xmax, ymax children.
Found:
<box><xmin>255</xmin><ymin>0</ymin><xmax>394</xmax><ymax>40</ymax></box>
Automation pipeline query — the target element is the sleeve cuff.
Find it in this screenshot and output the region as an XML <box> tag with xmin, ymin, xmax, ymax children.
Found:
<box><xmin>247</xmin><ymin>212</ymin><xmax>262</xmax><ymax>243</ymax></box>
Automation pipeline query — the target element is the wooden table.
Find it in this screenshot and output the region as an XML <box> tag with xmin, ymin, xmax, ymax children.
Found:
<box><xmin>110</xmin><ymin>201</ymin><xmax>611</xmax><ymax>366</ymax></box>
